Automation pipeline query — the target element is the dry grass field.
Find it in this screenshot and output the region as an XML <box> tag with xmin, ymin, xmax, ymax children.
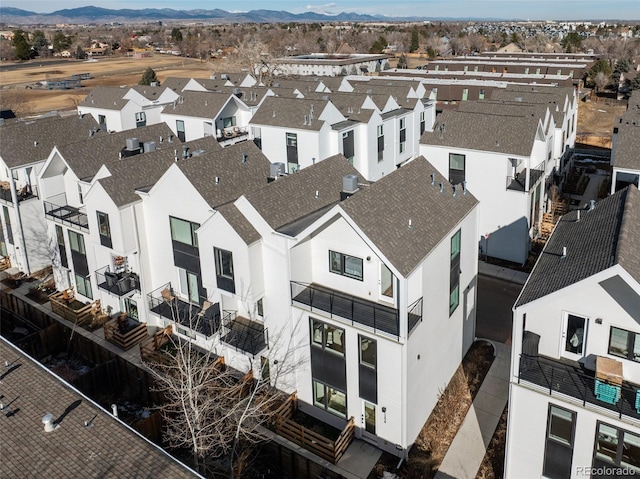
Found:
<box><xmin>0</xmin><ymin>55</ymin><xmax>216</xmax><ymax>115</ymax></box>
<box><xmin>577</xmin><ymin>96</ymin><xmax>627</xmax><ymax>137</ymax></box>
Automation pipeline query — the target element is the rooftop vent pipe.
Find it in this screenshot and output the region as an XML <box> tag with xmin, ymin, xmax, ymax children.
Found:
<box><xmin>42</xmin><ymin>413</ymin><xmax>56</xmax><ymax>432</ymax></box>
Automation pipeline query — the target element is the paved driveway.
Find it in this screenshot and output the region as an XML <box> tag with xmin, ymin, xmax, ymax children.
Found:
<box><xmin>476</xmin><ymin>275</ymin><xmax>523</xmax><ymax>344</ymax></box>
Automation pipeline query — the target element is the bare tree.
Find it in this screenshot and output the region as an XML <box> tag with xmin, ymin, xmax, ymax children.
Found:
<box><xmin>594</xmin><ymin>71</ymin><xmax>611</xmax><ymax>94</ymax></box>
<box><xmin>145</xmin><ymin>308</ymin><xmax>302</xmax><ymax>478</ymax></box>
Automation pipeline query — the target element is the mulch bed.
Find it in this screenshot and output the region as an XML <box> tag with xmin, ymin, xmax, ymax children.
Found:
<box><xmin>369</xmin><ymin>340</ymin><xmax>495</xmax><ymax>479</ymax></box>
<box><xmin>476</xmin><ymin>405</ymin><xmax>508</xmax><ymax>479</ymax></box>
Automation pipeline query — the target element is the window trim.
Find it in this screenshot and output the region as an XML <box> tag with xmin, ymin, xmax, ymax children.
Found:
<box><xmin>359</xmin><ymin>335</ymin><xmax>376</xmax><ymax>369</ymax></box>
<box><xmin>448</xmin><ymin>153</ymin><xmax>466</xmax><ymax>185</ymax></box>
<box><xmin>593</xmin><ymin>421</ymin><xmax>640</xmax><ymax>473</ymax></box>
<box><xmin>329</xmin><ymin>250</ymin><xmax>363</xmax><ymax>281</ymax></box>
<box><xmin>449</xmin><ymin>229</ymin><xmax>461</xmax><ymax>316</ymax></box>
<box><xmin>312</xmin><ymin>379</ymin><xmax>348</xmax><ymax>419</ymax></box>
<box><xmin>310</xmin><ymin>318</ymin><xmax>345</xmax><ymax>356</ymax></box>
<box><xmin>608</xmin><ymin>326</ymin><xmax>640</xmax><ymax>363</ymax></box>
<box><xmin>169</xmin><ymin>216</ymin><xmax>199</xmax><ymax>247</ymax></box>
<box><xmin>214</xmin><ymin>247</ymin><xmax>234</xmax><ymax>280</ymax></box>
<box><xmin>96</xmin><ymin>211</ymin><xmax>112</xmax><ymax>248</ymax></box>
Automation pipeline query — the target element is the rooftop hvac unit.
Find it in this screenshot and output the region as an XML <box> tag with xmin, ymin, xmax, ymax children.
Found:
<box><xmin>270</xmin><ymin>162</ymin><xmax>285</xmax><ymax>178</ymax></box>
<box><xmin>126</xmin><ymin>137</ymin><xmax>140</xmax><ymax>150</ymax></box>
<box><xmin>342</xmin><ymin>174</ymin><xmax>358</xmax><ymax>193</ymax></box>
<box><xmin>143</xmin><ymin>141</ymin><xmax>156</xmax><ymax>153</ymax></box>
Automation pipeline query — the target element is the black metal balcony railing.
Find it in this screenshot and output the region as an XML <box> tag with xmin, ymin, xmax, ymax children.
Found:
<box><xmin>220</xmin><ymin>310</ymin><xmax>268</xmax><ymax>357</ymax></box>
<box><xmin>96</xmin><ymin>265</ymin><xmax>140</xmax><ymax>297</ymax></box>
<box><xmin>44</xmin><ymin>201</ymin><xmax>89</xmax><ymax>231</ymax></box>
<box><xmin>506</xmin><ymin>162</ymin><xmax>545</xmax><ymax>192</ymax></box>
<box><xmin>518</xmin><ymin>354</ymin><xmax>640</xmax><ymax>423</ymax></box>
<box><xmin>0</xmin><ymin>184</ymin><xmax>39</xmax><ymax>204</ymax></box>
<box><xmin>148</xmin><ymin>282</ymin><xmax>218</xmax><ymax>336</ymax></box>
<box><xmin>291</xmin><ymin>281</ymin><xmax>401</xmax><ymax>338</ymax></box>
<box><xmin>408</xmin><ymin>297</ymin><xmax>423</xmax><ymax>335</ymax></box>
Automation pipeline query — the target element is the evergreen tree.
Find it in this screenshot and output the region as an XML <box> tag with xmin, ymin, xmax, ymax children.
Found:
<box><xmin>139</xmin><ymin>67</ymin><xmax>159</xmax><ymax>86</ymax></box>
<box><xmin>171</xmin><ymin>27</ymin><xmax>183</xmax><ymax>42</ymax></box>
<box><xmin>630</xmin><ymin>73</ymin><xmax>640</xmax><ymax>91</ymax></box>
<box><xmin>12</xmin><ymin>30</ymin><xmax>32</xmax><ymax>60</ymax></box>
<box><xmin>76</xmin><ymin>45</ymin><xmax>85</xmax><ymax>60</ymax></box>
<box><xmin>410</xmin><ymin>27</ymin><xmax>419</xmax><ymax>53</ymax></box>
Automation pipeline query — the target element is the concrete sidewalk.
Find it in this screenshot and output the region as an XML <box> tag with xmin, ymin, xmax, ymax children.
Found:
<box><xmin>479</xmin><ymin>260</ymin><xmax>529</xmax><ymax>285</ymax></box>
<box><xmin>435</xmin><ymin>341</ymin><xmax>511</xmax><ymax>479</ymax></box>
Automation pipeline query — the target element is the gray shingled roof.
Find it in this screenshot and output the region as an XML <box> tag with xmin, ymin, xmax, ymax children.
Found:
<box><xmin>421</xmin><ymin>109</ymin><xmax>539</xmax><ymax>157</ymax></box>
<box><xmin>99</xmin><ymin>136</ymin><xmax>220</xmax><ymax>207</ymax></box>
<box><xmin>250</xmin><ymin>97</ymin><xmax>332</xmax><ymax>131</ymax></box>
<box><xmin>217</xmin><ymin>203</ymin><xmax>260</xmax><ymax>245</ymax></box>
<box><xmin>516</xmin><ymin>186</ymin><xmax>640</xmax><ymax>307</ymax></box>
<box><xmin>612</xmin><ymin>122</ymin><xmax>640</xmax><ymax>170</ymax></box>
<box><xmin>56</xmin><ymin>123</ymin><xmax>177</xmax><ymax>181</ymax></box>
<box><xmin>340</xmin><ymin>156</ymin><xmax>478</xmax><ymax>277</ymax></box>
<box><xmin>0</xmin><ymin>337</ymin><xmax>198</xmax><ymax>479</ymax></box>
<box><xmin>159</xmin><ymin>77</ymin><xmax>191</xmax><ymax>93</ymax></box>
<box><xmin>79</xmin><ymin>86</ymin><xmax>129</xmax><ymax>110</ymax></box>
<box><xmin>0</xmin><ymin>114</ymin><xmax>101</xmax><ymax>168</ymax></box>
<box><xmin>245</xmin><ymin>154</ymin><xmax>363</xmax><ymax>231</ymax></box>
<box><xmin>161</xmin><ymin>91</ymin><xmax>234</xmax><ymax>119</ymax></box>
<box><xmin>176</xmin><ymin>141</ymin><xmax>273</xmax><ymax>208</ymax></box>
<box><xmin>129</xmin><ymin>85</ymin><xmax>166</xmax><ymax>100</ymax></box>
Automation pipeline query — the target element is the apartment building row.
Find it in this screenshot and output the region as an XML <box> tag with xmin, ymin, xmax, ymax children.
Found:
<box><xmin>420</xmin><ymin>84</ymin><xmax>578</xmax><ymax>264</ymax></box>
<box><xmin>39</xmin><ymin>130</ymin><xmax>481</xmax><ymax>457</ymax></box>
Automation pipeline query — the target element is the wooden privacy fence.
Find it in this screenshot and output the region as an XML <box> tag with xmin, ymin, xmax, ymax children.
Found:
<box><xmin>140</xmin><ymin>325</ymin><xmax>173</xmax><ymax>365</ymax></box>
<box><xmin>274</xmin><ymin>393</ymin><xmax>355</xmax><ymax>464</ymax></box>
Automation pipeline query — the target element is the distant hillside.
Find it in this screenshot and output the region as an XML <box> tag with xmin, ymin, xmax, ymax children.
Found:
<box><xmin>0</xmin><ymin>5</ymin><xmax>431</xmax><ymax>24</ymax></box>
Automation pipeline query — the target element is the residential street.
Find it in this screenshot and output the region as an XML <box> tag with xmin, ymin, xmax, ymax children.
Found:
<box><xmin>476</xmin><ymin>275</ymin><xmax>523</xmax><ymax>344</ymax></box>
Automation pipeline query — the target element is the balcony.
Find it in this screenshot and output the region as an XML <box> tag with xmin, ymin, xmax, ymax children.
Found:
<box><xmin>148</xmin><ymin>282</ymin><xmax>219</xmax><ymax>337</ymax></box>
<box><xmin>506</xmin><ymin>161</ymin><xmax>545</xmax><ymax>192</ymax></box>
<box><xmin>216</xmin><ymin>127</ymin><xmax>249</xmax><ymax>146</ymax></box>
<box><xmin>292</xmin><ymin>281</ymin><xmax>407</xmax><ymax>338</ymax></box>
<box><xmin>0</xmin><ymin>182</ymin><xmax>38</xmax><ymax>204</ymax></box>
<box><xmin>44</xmin><ymin>200</ymin><xmax>89</xmax><ymax>231</ymax></box>
<box><xmin>518</xmin><ymin>354</ymin><xmax>640</xmax><ymax>423</ymax></box>
<box><xmin>220</xmin><ymin>310</ymin><xmax>268</xmax><ymax>357</ymax></box>
<box><xmin>96</xmin><ymin>266</ymin><xmax>140</xmax><ymax>297</ymax></box>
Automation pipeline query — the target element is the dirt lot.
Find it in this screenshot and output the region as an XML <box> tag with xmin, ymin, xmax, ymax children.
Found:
<box><xmin>577</xmin><ymin>95</ymin><xmax>627</xmax><ymax>137</ymax></box>
<box><xmin>0</xmin><ymin>55</ymin><xmax>215</xmax><ymax>115</ymax></box>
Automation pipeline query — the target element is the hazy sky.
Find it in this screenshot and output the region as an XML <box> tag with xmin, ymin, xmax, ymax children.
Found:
<box><xmin>4</xmin><ymin>0</ymin><xmax>640</xmax><ymax>20</ymax></box>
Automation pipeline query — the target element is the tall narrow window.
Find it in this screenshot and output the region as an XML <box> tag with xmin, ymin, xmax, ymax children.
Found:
<box><xmin>0</xmin><ymin>225</ymin><xmax>6</xmax><ymax>257</ymax></box>
<box><xmin>2</xmin><ymin>206</ymin><xmax>12</xmax><ymax>245</ymax></box>
<box><xmin>479</xmin><ymin>89</ymin><xmax>485</xmax><ymax>100</ymax></box>
<box><xmin>544</xmin><ymin>405</ymin><xmax>576</xmax><ymax>479</ymax></box>
<box><xmin>55</xmin><ymin>225</ymin><xmax>68</xmax><ymax>268</ymax></box>
<box><xmin>286</xmin><ymin>132</ymin><xmax>298</xmax><ymax>172</ymax></box>
<box><xmin>214</xmin><ymin>247</ymin><xmax>235</xmax><ymax>293</ymax></box>
<box><xmin>135</xmin><ymin>111</ymin><xmax>146</xmax><ymax>127</ymax></box>
<box><xmin>359</xmin><ymin>335</ymin><xmax>377</xmax><ymax>404</ymax></box>
<box><xmin>449</xmin><ymin>153</ymin><xmax>465</xmax><ymax>185</ymax></box>
<box><xmin>377</xmin><ymin>125</ymin><xmax>384</xmax><ymax>161</ymax></box>
<box><xmin>450</xmin><ymin>229</ymin><xmax>461</xmax><ymax>316</ymax></box>
<box><xmin>419</xmin><ymin>111</ymin><xmax>426</xmax><ymax>135</ymax></box>
<box><xmin>176</xmin><ymin>120</ymin><xmax>186</xmax><ymax>141</ymax></box>
<box><xmin>399</xmin><ymin>117</ymin><xmax>406</xmax><ymax>153</ymax></box>
<box><xmin>77</xmin><ymin>183</ymin><xmax>84</xmax><ymax>205</ymax></box>
<box><xmin>98</xmin><ymin>114</ymin><xmax>107</xmax><ymax>130</ymax></box>
<box><xmin>342</xmin><ymin>130</ymin><xmax>354</xmax><ymax>165</ymax></box>
<box><xmin>462</xmin><ymin>89</ymin><xmax>469</xmax><ymax>101</ymax></box>
<box><xmin>178</xmin><ymin>267</ymin><xmax>200</xmax><ymax>304</ymax></box>
<box><xmin>97</xmin><ymin>211</ymin><xmax>112</xmax><ymax>248</ymax></box>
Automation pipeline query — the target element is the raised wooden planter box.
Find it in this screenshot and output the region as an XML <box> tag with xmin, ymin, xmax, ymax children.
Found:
<box><xmin>274</xmin><ymin>393</ymin><xmax>355</xmax><ymax>464</ymax></box>
<box><xmin>50</xmin><ymin>290</ymin><xmax>95</xmax><ymax>326</ymax></box>
<box><xmin>104</xmin><ymin>315</ymin><xmax>148</xmax><ymax>351</ymax></box>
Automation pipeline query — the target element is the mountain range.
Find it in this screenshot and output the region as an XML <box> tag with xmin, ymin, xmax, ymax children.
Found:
<box><xmin>0</xmin><ymin>6</ymin><xmax>434</xmax><ymax>24</ymax></box>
